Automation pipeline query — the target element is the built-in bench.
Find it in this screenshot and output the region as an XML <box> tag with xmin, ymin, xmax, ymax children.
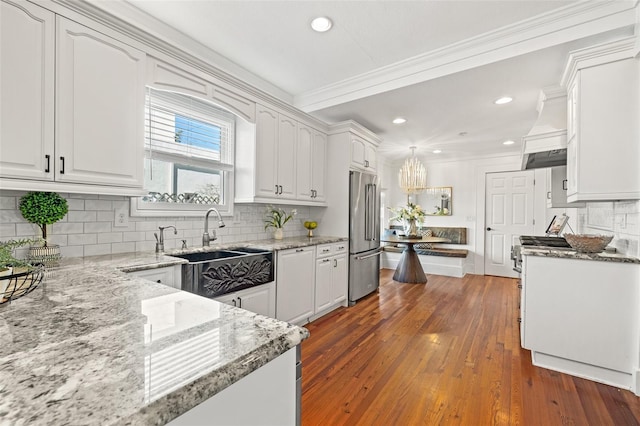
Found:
<box><xmin>381</xmin><ymin>226</ymin><xmax>470</xmax><ymax>278</ymax></box>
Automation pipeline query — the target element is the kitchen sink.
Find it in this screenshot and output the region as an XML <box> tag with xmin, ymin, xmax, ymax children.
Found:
<box><xmin>172</xmin><ymin>249</ymin><xmax>274</xmax><ymax>298</ymax></box>
<box><xmin>171</xmin><ymin>250</ymin><xmax>246</xmax><ymax>263</ymax></box>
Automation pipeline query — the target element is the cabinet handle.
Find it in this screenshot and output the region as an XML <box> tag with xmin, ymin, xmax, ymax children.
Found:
<box><xmin>232</xmin><ymin>299</ymin><xmax>237</xmax><ymax>307</ymax></box>
<box><xmin>296</xmin><ymin>249</ymin><xmax>304</xmax><ymax>252</ymax></box>
<box><xmin>275</xmin><ymin>185</ymin><xmax>279</xmax><ymax>195</ymax></box>
<box><xmin>156</xmin><ymin>279</ymin><xmax>161</xmax><ymax>283</ymax></box>
<box><xmin>364</xmin><ymin>160</ymin><xmax>369</xmax><ymax>167</ymax></box>
<box><xmin>334</xmin><ymin>259</ymin><xmax>337</xmax><ymax>267</ymax></box>
<box><xmin>279</xmin><ymin>185</ymin><xmax>283</xmax><ymax>194</ymax></box>
<box><xmin>45</xmin><ymin>155</ymin><xmax>50</xmax><ymax>173</ymax></box>
<box><xmin>517</xmin><ymin>284</ymin><xmax>522</xmax><ymax>289</ymax></box>
<box><xmin>562</xmin><ymin>179</ymin><xmax>568</xmax><ymax>191</ymax></box>
<box><xmin>338</xmin><ymin>246</ymin><xmax>344</xmax><ymax>250</ymax></box>
<box><xmin>547</xmin><ymin>191</ymin><xmax>551</xmax><ymax>200</ymax></box>
<box><xmin>237</xmin><ymin>297</ymin><xmax>242</xmax><ymax>308</ymax></box>
<box><xmin>322</xmin><ymin>259</ymin><xmax>330</xmax><ymax>263</ymax></box>
<box><xmin>60</xmin><ymin>156</ymin><xmax>65</xmax><ymax>174</ymax></box>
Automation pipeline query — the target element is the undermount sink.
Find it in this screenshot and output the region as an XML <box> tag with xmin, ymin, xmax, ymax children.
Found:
<box><xmin>171</xmin><ymin>250</ymin><xmax>246</xmax><ymax>263</ymax></box>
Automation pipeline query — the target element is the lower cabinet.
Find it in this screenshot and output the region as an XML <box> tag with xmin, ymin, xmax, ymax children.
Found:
<box><xmin>214</xmin><ymin>282</ymin><xmax>276</xmax><ymax>318</ymax></box>
<box><xmin>314</xmin><ymin>243</ymin><xmax>348</xmax><ymax>313</ymax></box>
<box><xmin>126</xmin><ymin>265</ymin><xmax>181</xmax><ymax>289</ymax></box>
<box><xmin>276</xmin><ymin>247</ymin><xmax>315</xmax><ymax>324</ymax></box>
<box><xmin>276</xmin><ymin>243</ymin><xmax>348</xmax><ymax>325</ymax></box>
<box><xmin>168</xmin><ymin>347</ymin><xmax>297</xmax><ymax>426</ymax></box>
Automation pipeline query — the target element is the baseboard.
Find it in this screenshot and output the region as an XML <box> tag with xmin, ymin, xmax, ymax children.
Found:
<box><xmin>381</xmin><ymin>252</ymin><xmax>466</xmax><ymax>278</ymax></box>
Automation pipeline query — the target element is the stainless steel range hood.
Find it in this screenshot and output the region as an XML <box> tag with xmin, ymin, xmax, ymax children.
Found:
<box><xmin>521</xmin><ymin>87</ymin><xmax>567</xmax><ymax>170</ymax></box>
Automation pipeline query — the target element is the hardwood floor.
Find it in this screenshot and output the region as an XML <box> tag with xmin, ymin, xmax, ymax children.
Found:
<box><xmin>301</xmin><ymin>269</ymin><xmax>640</xmax><ymax>425</ymax></box>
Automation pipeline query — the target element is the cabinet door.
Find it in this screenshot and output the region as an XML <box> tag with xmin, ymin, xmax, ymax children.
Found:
<box><xmin>547</xmin><ymin>166</ymin><xmax>584</xmax><ymax>208</ymax></box>
<box><xmin>277</xmin><ymin>114</ymin><xmax>297</xmax><ymax>199</ymax></box>
<box><xmin>238</xmin><ymin>283</ymin><xmax>275</xmax><ymax>318</ymax></box>
<box><xmin>296</xmin><ymin>124</ymin><xmax>313</xmax><ymax>200</ymax></box>
<box><xmin>364</xmin><ymin>142</ymin><xmax>377</xmax><ymax>172</ymax></box>
<box><xmin>255</xmin><ymin>105</ymin><xmax>279</xmax><ymax>197</ymax></box>
<box><xmin>350</xmin><ymin>136</ymin><xmax>367</xmax><ymax>170</ymax></box>
<box><xmin>276</xmin><ymin>247</ymin><xmax>315</xmax><ymax>324</ymax></box>
<box><xmin>314</xmin><ymin>258</ymin><xmax>333</xmax><ymax>313</ymax></box>
<box><xmin>0</xmin><ymin>0</ymin><xmax>55</xmax><ymax>181</ymax></box>
<box><xmin>332</xmin><ymin>254</ymin><xmax>348</xmax><ymax>305</ymax></box>
<box><xmin>56</xmin><ymin>17</ymin><xmax>145</xmax><ymax>187</ymax></box>
<box><xmin>566</xmin><ymin>137</ymin><xmax>578</xmax><ymax>198</ymax></box>
<box><xmin>311</xmin><ymin>131</ymin><xmax>327</xmax><ymax>202</ymax></box>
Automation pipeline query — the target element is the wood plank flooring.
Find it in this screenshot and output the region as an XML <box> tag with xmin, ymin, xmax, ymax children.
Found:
<box><xmin>301</xmin><ymin>269</ymin><xmax>640</xmax><ymax>425</ymax></box>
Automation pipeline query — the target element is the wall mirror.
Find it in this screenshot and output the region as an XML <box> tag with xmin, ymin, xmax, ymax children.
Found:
<box><xmin>416</xmin><ymin>186</ymin><xmax>452</xmax><ymax>216</ymax></box>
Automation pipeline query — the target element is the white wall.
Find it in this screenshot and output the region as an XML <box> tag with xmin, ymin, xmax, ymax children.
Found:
<box><xmin>0</xmin><ymin>190</ymin><xmax>318</xmax><ymax>258</ymax></box>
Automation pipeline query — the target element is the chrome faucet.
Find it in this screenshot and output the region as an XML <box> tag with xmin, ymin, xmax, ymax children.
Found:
<box><xmin>203</xmin><ymin>208</ymin><xmax>225</xmax><ymax>246</ymax></box>
<box><xmin>156</xmin><ymin>225</ymin><xmax>177</xmax><ymax>253</ymax></box>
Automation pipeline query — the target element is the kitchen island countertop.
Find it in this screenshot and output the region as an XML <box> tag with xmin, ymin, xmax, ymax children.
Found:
<box><xmin>0</xmin><ymin>245</ymin><xmax>311</xmax><ymax>425</ymax></box>
<box><xmin>521</xmin><ymin>246</ymin><xmax>640</xmax><ymax>264</ymax></box>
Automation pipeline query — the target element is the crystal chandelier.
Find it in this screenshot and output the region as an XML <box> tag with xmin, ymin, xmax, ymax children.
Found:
<box><xmin>398</xmin><ymin>146</ymin><xmax>427</xmax><ymax>194</ymax></box>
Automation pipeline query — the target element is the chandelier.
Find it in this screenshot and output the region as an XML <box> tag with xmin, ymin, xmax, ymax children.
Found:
<box><xmin>398</xmin><ymin>146</ymin><xmax>427</xmax><ymax>194</ymax></box>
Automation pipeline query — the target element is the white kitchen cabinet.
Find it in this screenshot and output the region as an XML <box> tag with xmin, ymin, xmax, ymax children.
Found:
<box><xmin>351</xmin><ymin>135</ymin><xmax>377</xmax><ymax>172</ymax></box>
<box><xmin>0</xmin><ymin>0</ymin><xmax>55</xmax><ymax>181</ymax></box>
<box><xmin>545</xmin><ymin>166</ymin><xmax>585</xmax><ymax>208</ymax></box>
<box><xmin>296</xmin><ymin>124</ymin><xmax>327</xmax><ymax>203</ymax></box>
<box><xmin>522</xmin><ymin>254</ymin><xmax>640</xmax><ymax>392</ymax></box>
<box><xmin>127</xmin><ymin>265</ymin><xmax>182</xmax><ymax>289</ymax></box>
<box><xmin>561</xmin><ymin>38</ymin><xmax>640</xmax><ymax>202</ymax></box>
<box><xmin>0</xmin><ymin>9</ymin><xmax>146</xmax><ymax>194</ymax></box>
<box><xmin>56</xmin><ymin>17</ymin><xmax>145</xmax><ymax>188</ymax></box>
<box><xmin>276</xmin><ymin>246</ymin><xmax>315</xmax><ymax>324</ymax></box>
<box><xmin>314</xmin><ymin>243</ymin><xmax>348</xmax><ymax>314</ymax></box>
<box><xmin>237</xmin><ymin>104</ymin><xmax>297</xmax><ymax>201</ymax></box>
<box><xmin>214</xmin><ymin>282</ymin><xmax>276</xmax><ymax>318</ymax></box>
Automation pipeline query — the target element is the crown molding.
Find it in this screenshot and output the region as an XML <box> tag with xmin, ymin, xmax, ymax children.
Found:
<box><xmin>295</xmin><ymin>1</ymin><xmax>638</xmax><ymax>113</ymax></box>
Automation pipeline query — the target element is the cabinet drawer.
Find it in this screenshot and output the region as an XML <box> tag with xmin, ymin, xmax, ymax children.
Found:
<box><xmin>127</xmin><ymin>266</ymin><xmax>180</xmax><ymax>289</ymax></box>
<box><xmin>316</xmin><ymin>242</ymin><xmax>348</xmax><ymax>259</ymax></box>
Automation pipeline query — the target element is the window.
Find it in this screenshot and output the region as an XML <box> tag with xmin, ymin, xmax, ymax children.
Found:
<box><xmin>132</xmin><ymin>88</ymin><xmax>235</xmax><ymax>216</ymax></box>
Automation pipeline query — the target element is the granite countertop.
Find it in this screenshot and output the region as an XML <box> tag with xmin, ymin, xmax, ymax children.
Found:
<box><xmin>0</xmin><ymin>236</ymin><xmax>342</xmax><ymax>425</ymax></box>
<box><xmin>521</xmin><ymin>247</ymin><xmax>640</xmax><ymax>264</ymax></box>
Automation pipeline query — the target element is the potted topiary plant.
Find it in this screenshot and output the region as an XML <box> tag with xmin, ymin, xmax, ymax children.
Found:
<box><xmin>19</xmin><ymin>191</ymin><xmax>68</xmax><ymax>266</ymax></box>
<box><xmin>0</xmin><ymin>238</ymin><xmax>44</xmax><ymax>304</ymax></box>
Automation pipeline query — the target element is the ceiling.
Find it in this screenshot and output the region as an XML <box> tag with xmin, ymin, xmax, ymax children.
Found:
<box><xmin>115</xmin><ymin>0</ymin><xmax>637</xmax><ymax>163</ymax></box>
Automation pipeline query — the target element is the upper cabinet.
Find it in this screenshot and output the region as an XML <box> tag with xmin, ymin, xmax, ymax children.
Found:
<box><xmin>236</xmin><ymin>104</ymin><xmax>328</xmax><ymax>206</ymax></box>
<box><xmin>1</xmin><ymin>0</ymin><xmax>54</xmax><ymax>181</ymax></box>
<box><xmin>0</xmin><ymin>1</ymin><xmax>146</xmax><ymax>194</ymax></box>
<box><xmin>350</xmin><ymin>135</ymin><xmax>377</xmax><ymax>173</ymax></box>
<box><xmin>561</xmin><ymin>38</ymin><xmax>639</xmax><ymax>202</ymax></box>
<box><xmin>56</xmin><ymin>18</ymin><xmax>145</xmax><ymax>188</ymax></box>
<box><xmin>545</xmin><ymin>166</ymin><xmax>585</xmax><ymax>208</ymax></box>
<box><xmin>296</xmin><ymin>124</ymin><xmax>327</xmax><ymax>203</ymax></box>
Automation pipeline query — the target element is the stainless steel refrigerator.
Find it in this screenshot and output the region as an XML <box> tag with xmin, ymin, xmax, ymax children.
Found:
<box><xmin>349</xmin><ymin>170</ymin><xmax>381</xmax><ymax>305</ymax></box>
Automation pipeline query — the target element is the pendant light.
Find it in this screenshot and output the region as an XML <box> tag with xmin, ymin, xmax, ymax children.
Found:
<box><xmin>398</xmin><ymin>146</ymin><xmax>427</xmax><ymax>194</ymax></box>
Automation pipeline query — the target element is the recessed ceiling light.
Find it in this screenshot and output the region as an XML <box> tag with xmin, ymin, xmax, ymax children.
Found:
<box><xmin>494</xmin><ymin>96</ymin><xmax>513</xmax><ymax>105</ymax></box>
<box><xmin>392</xmin><ymin>117</ymin><xmax>407</xmax><ymax>124</ymax></box>
<box><xmin>433</xmin><ymin>149</ymin><xmax>442</xmax><ymax>154</ymax></box>
<box><xmin>503</xmin><ymin>140</ymin><xmax>515</xmax><ymax>145</ymax></box>
<box><xmin>311</xmin><ymin>17</ymin><xmax>332</xmax><ymax>32</ymax></box>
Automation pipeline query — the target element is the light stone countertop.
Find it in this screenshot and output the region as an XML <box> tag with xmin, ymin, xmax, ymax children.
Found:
<box><xmin>521</xmin><ymin>247</ymin><xmax>640</xmax><ymax>264</ymax></box>
<box><xmin>0</xmin><ymin>235</ymin><xmax>349</xmax><ymax>425</ymax></box>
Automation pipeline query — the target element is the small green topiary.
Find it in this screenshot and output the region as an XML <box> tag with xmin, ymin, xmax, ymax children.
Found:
<box><xmin>19</xmin><ymin>192</ymin><xmax>68</xmax><ymax>246</ymax></box>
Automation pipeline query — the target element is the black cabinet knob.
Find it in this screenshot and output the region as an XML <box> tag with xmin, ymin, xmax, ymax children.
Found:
<box><xmin>486</xmin><ymin>227</ymin><xmax>492</xmax><ymax>231</ymax></box>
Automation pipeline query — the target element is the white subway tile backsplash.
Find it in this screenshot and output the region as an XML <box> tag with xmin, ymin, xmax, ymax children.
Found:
<box><xmin>112</xmin><ymin>242</ymin><xmax>136</xmax><ymax>254</ymax></box>
<box><xmin>85</xmin><ymin>200</ymin><xmax>113</xmax><ymax>211</ymax></box>
<box><xmin>84</xmin><ymin>244</ymin><xmax>112</xmax><ymax>256</ymax></box>
<box><xmin>69</xmin><ymin>233</ymin><xmax>97</xmax><ymax>246</ymax></box>
<box><xmin>52</xmin><ymin>223</ymin><xmax>84</xmax><ymax>234</ymax></box>
<box><xmin>84</xmin><ymin>222</ymin><xmax>112</xmax><ymax>233</ymax></box>
<box><xmin>0</xmin><ymin>190</ymin><xmax>310</xmax><ymax>259</ymax></box>
<box><xmin>98</xmin><ymin>232</ymin><xmax>123</xmax><ymax>244</ymax></box>
<box><xmin>67</xmin><ymin>211</ymin><xmax>97</xmax><ymax>222</ymax></box>
<box><xmin>0</xmin><ymin>196</ymin><xmax>16</xmax><ymax>210</ymax></box>
<box><xmin>66</xmin><ymin>199</ymin><xmax>85</xmax><ymax>210</ymax></box>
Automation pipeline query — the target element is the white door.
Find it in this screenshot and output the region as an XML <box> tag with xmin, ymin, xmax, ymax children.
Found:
<box><xmin>485</xmin><ymin>170</ymin><xmax>535</xmax><ymax>277</ymax></box>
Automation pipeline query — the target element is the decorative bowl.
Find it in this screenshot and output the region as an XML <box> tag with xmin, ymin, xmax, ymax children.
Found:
<box><xmin>564</xmin><ymin>234</ymin><xmax>613</xmax><ymax>253</ymax></box>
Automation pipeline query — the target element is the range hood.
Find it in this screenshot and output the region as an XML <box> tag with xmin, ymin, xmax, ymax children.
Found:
<box><xmin>521</xmin><ymin>88</ymin><xmax>567</xmax><ymax>170</ymax></box>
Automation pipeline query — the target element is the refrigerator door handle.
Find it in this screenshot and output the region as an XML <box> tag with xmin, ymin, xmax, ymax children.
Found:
<box><xmin>364</xmin><ymin>183</ymin><xmax>371</xmax><ymax>241</ymax></box>
<box><xmin>355</xmin><ymin>248</ymin><xmax>383</xmax><ymax>260</ymax></box>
